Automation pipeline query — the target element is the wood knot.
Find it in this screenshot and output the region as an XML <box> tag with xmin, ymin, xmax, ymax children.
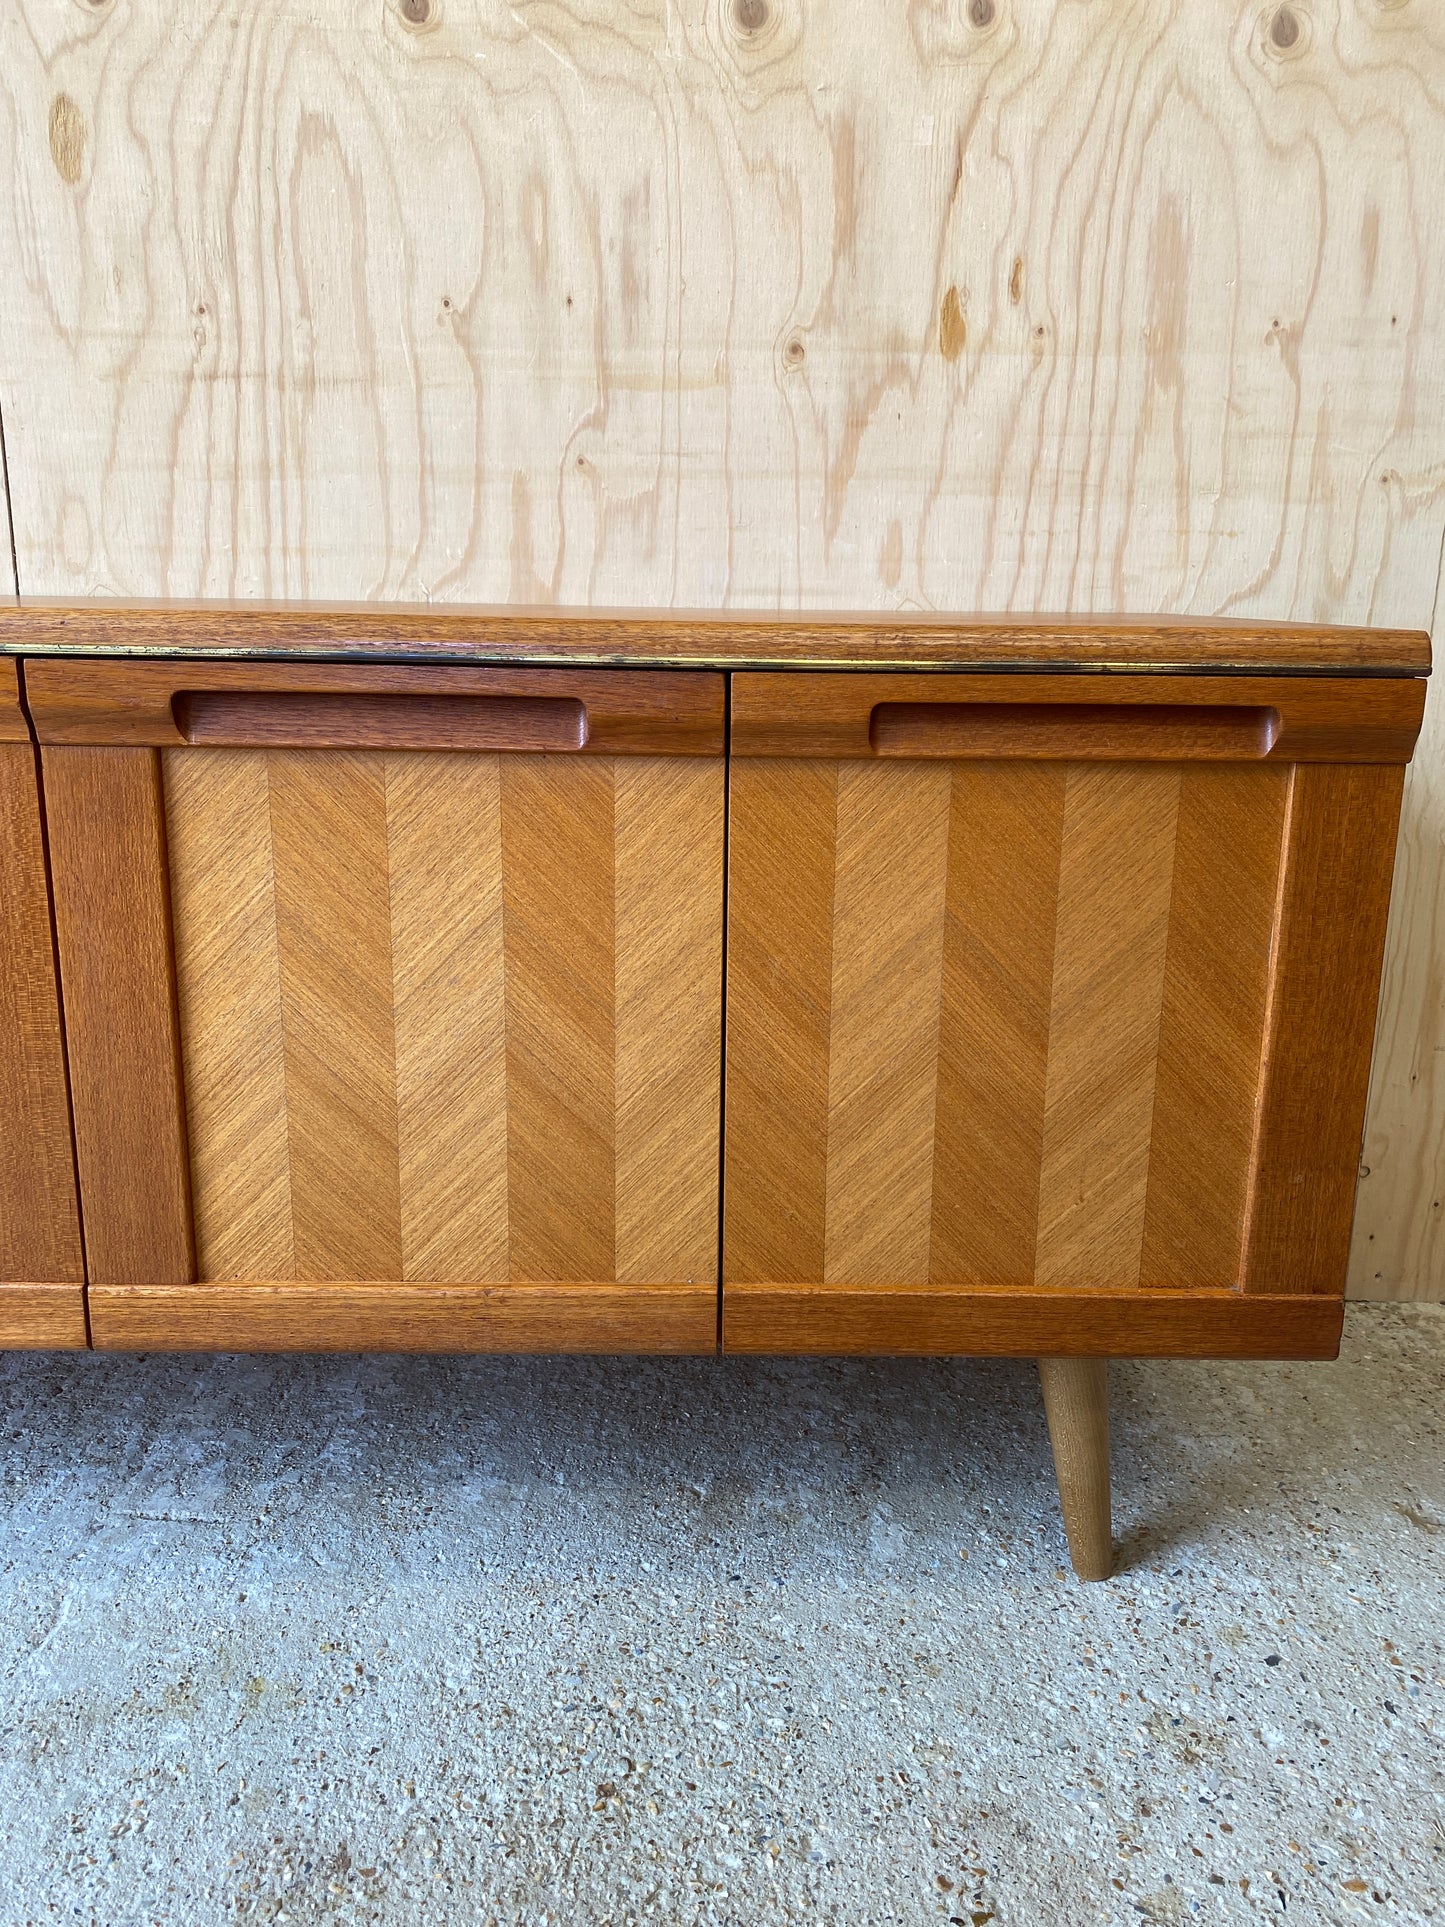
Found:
<box><xmin>783</xmin><ymin>333</ymin><xmax>806</xmax><ymax>368</ymax></box>
<box><xmin>1269</xmin><ymin>4</ymin><xmax>1301</xmax><ymax>47</ymax></box>
<box><xmin>939</xmin><ymin>286</ymin><xmax>967</xmax><ymax>362</ymax></box>
<box><xmin>399</xmin><ymin>0</ymin><xmax>433</xmax><ymax>26</ymax></box>
<box><xmin>48</xmin><ymin>93</ymin><xmax>86</xmax><ymax>186</ymax></box>
<box><xmin>733</xmin><ymin>0</ymin><xmax>769</xmax><ymax>31</ymax></box>
<box><xmin>968</xmin><ymin>0</ymin><xmax>996</xmax><ymax>25</ymax></box>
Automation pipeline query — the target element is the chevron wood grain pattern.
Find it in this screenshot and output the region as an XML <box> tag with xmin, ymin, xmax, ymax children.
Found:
<box><xmin>89</xmin><ymin>1281</ymin><xmax>716</xmax><ymax>1354</ymax></box>
<box><xmin>269</xmin><ymin>752</ymin><xmax>404</xmax><ymax>1281</ymax></box>
<box><xmin>42</xmin><ymin>746</ymin><xmax>194</xmax><ymax>1285</ymax></box>
<box><xmin>165</xmin><ymin>750</ymin><xmax>293</xmax><ymax>1280</ymax></box>
<box><xmin>0</xmin><ymin>725</ymin><xmax>84</xmax><ymax>1296</ymax></box>
<box><xmin>1140</xmin><ymin>769</ymin><xmax>1290</xmax><ymax>1289</ymax></box>
<box><xmin>723</xmin><ymin>748</ymin><xmax>1307</xmax><ymax>1297</ymax></box>
<box><xmin>928</xmin><ymin>764</ymin><xmax>1065</xmax><ymax>1287</ymax></box>
<box><xmin>387</xmin><ymin>753</ymin><xmax>508</xmax><ymax>1284</ymax></box>
<box><xmin>613</xmin><ymin>758</ymin><xmax>725</xmax><ymax>1287</ymax></box>
<box><xmin>162</xmin><ymin>745</ymin><xmax>723</xmax><ymax>1309</ymax></box>
<box><xmin>499</xmin><ymin>756</ymin><xmax>615</xmax><ymax>1283</ymax></box>
<box><xmin>823</xmin><ymin>762</ymin><xmax>952</xmax><ymax>1285</ymax></box>
<box><xmin>723</xmin><ymin>759</ymin><xmax>838</xmax><ymax>1286</ymax></box>
<box><xmin>1243</xmin><ymin>764</ymin><xmax>1407</xmax><ymax>1295</ymax></box>
<box><xmin>1033</xmin><ymin>767</ymin><xmax>1180</xmax><ymax>1290</ymax></box>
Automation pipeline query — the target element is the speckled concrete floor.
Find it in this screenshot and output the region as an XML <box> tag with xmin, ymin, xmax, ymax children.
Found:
<box><xmin>0</xmin><ymin>1304</ymin><xmax>1441</xmax><ymax>1927</ymax></box>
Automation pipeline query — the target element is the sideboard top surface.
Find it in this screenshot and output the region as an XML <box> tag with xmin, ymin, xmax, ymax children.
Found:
<box><xmin>0</xmin><ymin>601</ymin><xmax>1430</xmax><ymax>678</ymax></box>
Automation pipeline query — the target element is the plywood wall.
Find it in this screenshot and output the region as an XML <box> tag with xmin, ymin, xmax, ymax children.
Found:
<box><xmin>1</xmin><ymin>0</ymin><xmax>1444</xmax><ymax>1293</ymax></box>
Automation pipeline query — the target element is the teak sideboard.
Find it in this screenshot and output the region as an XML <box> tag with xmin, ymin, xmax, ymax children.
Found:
<box><xmin>0</xmin><ymin>605</ymin><xmax>1428</xmax><ymax>1579</ymax></box>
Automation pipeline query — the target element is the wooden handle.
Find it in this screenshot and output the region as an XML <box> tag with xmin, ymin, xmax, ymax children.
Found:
<box><xmin>731</xmin><ymin>671</ymin><xmax>1424</xmax><ymax>763</ymax></box>
<box><xmin>24</xmin><ymin>661</ymin><xmax>726</xmax><ymax>756</ymax></box>
<box><xmin>869</xmin><ymin>700</ymin><xmax>1279</xmax><ymax>761</ymax></box>
<box><xmin>173</xmin><ymin>689</ymin><xmax>588</xmax><ymax>752</ymax></box>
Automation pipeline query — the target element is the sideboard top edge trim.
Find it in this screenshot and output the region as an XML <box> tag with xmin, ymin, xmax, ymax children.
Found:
<box><xmin>0</xmin><ymin>601</ymin><xmax>1429</xmax><ymax>677</ymax></box>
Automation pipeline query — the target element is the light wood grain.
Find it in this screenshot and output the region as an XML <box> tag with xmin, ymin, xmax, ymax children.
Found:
<box><xmin>929</xmin><ymin>763</ymin><xmax>1063</xmax><ymax>1286</ymax></box>
<box><xmin>1038</xmin><ymin>1358</ymin><xmax>1112</xmax><ymax>1581</ymax></box>
<box><xmin>388</xmin><ymin>752</ymin><xmax>509</xmax><ymax>1283</ymax></box>
<box><xmin>724</xmin><ymin>711</ymin><xmax>1332</xmax><ymax>1296</ymax></box>
<box><xmin>2</xmin><ymin>0</ymin><xmax>1444</xmax><ymax>1290</ymax></box>
<box><xmin>1034</xmin><ymin>768</ymin><xmax>1179</xmax><ymax>1289</ymax></box>
<box><xmin>1351</xmin><ymin>565</ymin><xmax>1445</xmax><ymax>1299</ymax></box>
<box><xmin>163</xmin><ymin>743</ymin><xmax>724</xmax><ymax>1299</ymax></box>
<box><xmin>165</xmin><ymin>749</ymin><xmax>293</xmax><ymax>1279</ymax></box>
<box><xmin>823</xmin><ymin>761</ymin><xmax>951</xmax><ymax>1285</ymax></box>
<box><xmin>614</xmin><ymin>758</ymin><xmax>725</xmax><ymax>1287</ymax></box>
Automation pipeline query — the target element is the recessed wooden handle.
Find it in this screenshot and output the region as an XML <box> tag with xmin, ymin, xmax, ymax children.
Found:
<box><xmin>869</xmin><ymin>701</ymin><xmax>1280</xmax><ymax>761</ymax></box>
<box><xmin>173</xmin><ymin>689</ymin><xmax>588</xmax><ymax>752</ymax></box>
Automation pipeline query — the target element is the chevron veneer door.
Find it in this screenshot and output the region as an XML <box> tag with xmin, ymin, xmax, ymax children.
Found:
<box><xmin>722</xmin><ymin>672</ymin><xmax>1415</xmax><ymax>1357</ymax></box>
<box><xmin>32</xmin><ymin>661</ymin><xmax>725</xmax><ymax>1352</ymax></box>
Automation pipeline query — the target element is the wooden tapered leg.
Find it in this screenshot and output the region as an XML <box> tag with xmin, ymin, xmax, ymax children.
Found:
<box><xmin>1038</xmin><ymin>1357</ymin><xmax>1112</xmax><ymax>1581</ymax></box>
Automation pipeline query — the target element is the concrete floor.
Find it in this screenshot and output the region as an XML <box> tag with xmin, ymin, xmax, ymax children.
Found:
<box><xmin>0</xmin><ymin>1306</ymin><xmax>1441</xmax><ymax>1926</ymax></box>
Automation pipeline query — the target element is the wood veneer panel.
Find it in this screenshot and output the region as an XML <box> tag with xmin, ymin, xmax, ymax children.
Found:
<box><xmin>43</xmin><ymin>746</ymin><xmax>194</xmax><ymax>1285</ymax></box>
<box><xmin>90</xmin><ymin>1282</ymin><xmax>716</xmax><ymax>1354</ymax></box>
<box><xmin>723</xmin><ymin>759</ymin><xmax>838</xmax><ymax>1285</ymax></box>
<box><xmin>3</xmin><ymin>605</ymin><xmax>1429</xmax><ymax>677</ymax></box>
<box><xmin>500</xmin><ymin>755</ymin><xmax>615</xmax><ymax>1282</ymax></box>
<box><xmin>269</xmin><ymin>752</ymin><xmax>403</xmax><ymax>1281</ymax></box>
<box><xmin>928</xmin><ymin>763</ymin><xmax>1065</xmax><ymax>1286</ymax></box>
<box><xmin>723</xmin><ymin>1285</ymin><xmax>1342</xmax><ymax>1360</ymax></box>
<box><xmin>823</xmin><ymin>761</ymin><xmax>951</xmax><ymax>1284</ymax></box>
<box><xmin>165</xmin><ymin>750</ymin><xmax>294</xmax><ymax>1279</ymax></box>
<box><xmin>1140</xmin><ymin>768</ymin><xmax>1289</xmax><ymax>1288</ymax></box>
<box><xmin>614</xmin><ymin>758</ymin><xmax>724</xmax><ymax>1286</ymax></box>
<box><xmin>0</xmin><ymin>739</ymin><xmax>84</xmax><ymax>1287</ymax></box>
<box><xmin>387</xmin><ymin>752</ymin><xmax>509</xmax><ymax>1283</ymax></box>
<box><xmin>1243</xmin><ymin>764</ymin><xmax>1406</xmax><ymax>1294</ymax></box>
<box><xmin>1034</xmin><ymin>767</ymin><xmax>1180</xmax><ymax>1290</ymax></box>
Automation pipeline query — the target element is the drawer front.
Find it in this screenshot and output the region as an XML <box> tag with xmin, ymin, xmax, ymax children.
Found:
<box><xmin>0</xmin><ymin>662</ymin><xmax>87</xmax><ymax>1347</ymax></box>
<box><xmin>33</xmin><ymin>662</ymin><xmax>724</xmax><ymax>1352</ymax></box>
<box><xmin>723</xmin><ymin>672</ymin><xmax>1414</xmax><ymax>1347</ymax></box>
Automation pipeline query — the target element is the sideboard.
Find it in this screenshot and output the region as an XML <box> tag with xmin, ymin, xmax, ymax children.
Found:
<box><xmin>0</xmin><ymin>604</ymin><xmax>1427</xmax><ymax>1578</ymax></box>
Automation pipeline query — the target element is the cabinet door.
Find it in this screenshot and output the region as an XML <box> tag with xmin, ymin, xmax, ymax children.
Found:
<box><xmin>29</xmin><ymin>660</ymin><xmax>725</xmax><ymax>1353</ymax></box>
<box><xmin>0</xmin><ymin>661</ymin><xmax>86</xmax><ymax>1346</ymax></box>
<box><xmin>722</xmin><ymin>671</ymin><xmax>1422</xmax><ymax>1359</ymax></box>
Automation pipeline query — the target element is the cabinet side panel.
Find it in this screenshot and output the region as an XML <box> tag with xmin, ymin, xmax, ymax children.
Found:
<box><xmin>929</xmin><ymin>762</ymin><xmax>1065</xmax><ymax>1286</ymax></box>
<box><xmin>500</xmin><ymin>755</ymin><xmax>616</xmax><ymax>1282</ymax></box>
<box><xmin>1033</xmin><ymin>766</ymin><xmax>1180</xmax><ymax>1289</ymax></box>
<box><xmin>165</xmin><ymin>749</ymin><xmax>294</xmax><ymax>1280</ymax></box>
<box><xmin>387</xmin><ymin>752</ymin><xmax>509</xmax><ymax>1283</ymax></box>
<box><xmin>723</xmin><ymin>760</ymin><xmax>838</xmax><ymax>1284</ymax></box>
<box><xmin>0</xmin><ymin>741</ymin><xmax>83</xmax><ymax>1284</ymax></box>
<box><xmin>43</xmin><ymin>746</ymin><xmax>194</xmax><ymax>1284</ymax></box>
<box><xmin>614</xmin><ymin>758</ymin><xmax>724</xmax><ymax>1286</ymax></box>
<box><xmin>1244</xmin><ymin>763</ymin><xmax>1406</xmax><ymax>1293</ymax></box>
<box><xmin>1140</xmin><ymin>767</ymin><xmax>1289</xmax><ymax>1287</ymax></box>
